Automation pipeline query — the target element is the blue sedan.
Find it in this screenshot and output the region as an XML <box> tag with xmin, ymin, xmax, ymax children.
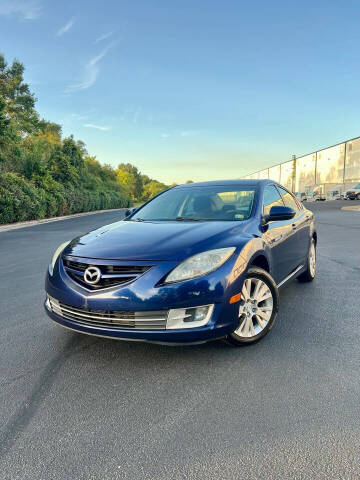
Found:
<box><xmin>45</xmin><ymin>180</ymin><xmax>317</xmax><ymax>346</ymax></box>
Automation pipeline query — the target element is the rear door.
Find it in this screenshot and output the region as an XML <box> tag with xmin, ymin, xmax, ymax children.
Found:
<box><xmin>277</xmin><ymin>186</ymin><xmax>310</xmax><ymax>268</ymax></box>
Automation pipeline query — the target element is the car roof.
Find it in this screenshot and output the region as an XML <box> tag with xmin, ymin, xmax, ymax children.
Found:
<box><xmin>175</xmin><ymin>179</ymin><xmax>273</xmax><ymax>188</ymax></box>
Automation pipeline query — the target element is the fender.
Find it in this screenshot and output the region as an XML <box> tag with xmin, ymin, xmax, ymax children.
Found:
<box><xmin>227</xmin><ymin>237</ymin><xmax>271</xmax><ymax>297</ymax></box>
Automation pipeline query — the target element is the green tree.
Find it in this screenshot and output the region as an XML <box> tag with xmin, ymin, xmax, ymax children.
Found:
<box><xmin>0</xmin><ymin>95</ymin><xmax>23</xmax><ymax>172</ymax></box>
<box><xmin>0</xmin><ymin>96</ymin><xmax>10</xmax><ymax>164</ymax></box>
<box><xmin>0</xmin><ymin>53</ymin><xmax>178</xmax><ymax>224</ymax></box>
<box><xmin>142</xmin><ymin>180</ymin><xmax>168</xmax><ymax>201</ymax></box>
<box><xmin>117</xmin><ymin>163</ymin><xmax>143</xmax><ymax>199</ymax></box>
<box><xmin>141</xmin><ymin>174</ymin><xmax>151</xmax><ymax>185</ymax></box>
<box><xmin>0</xmin><ymin>96</ymin><xmax>10</xmax><ymax>137</ymax></box>
<box><xmin>0</xmin><ymin>54</ymin><xmax>39</xmax><ymax>135</ymax></box>
<box><xmin>116</xmin><ymin>168</ymin><xmax>137</xmax><ymax>199</ymax></box>
<box><xmin>62</xmin><ymin>135</ymin><xmax>84</xmax><ymax>169</ymax></box>
<box><xmin>48</xmin><ymin>146</ymin><xmax>79</xmax><ymax>185</ymax></box>
<box><xmin>37</xmin><ymin>120</ymin><xmax>62</xmax><ymax>145</ymax></box>
<box><xmin>20</xmin><ymin>122</ymin><xmax>59</xmax><ymax>178</ymax></box>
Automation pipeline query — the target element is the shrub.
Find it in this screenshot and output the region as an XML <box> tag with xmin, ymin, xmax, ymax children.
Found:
<box><xmin>0</xmin><ymin>172</ymin><xmax>130</xmax><ymax>224</ymax></box>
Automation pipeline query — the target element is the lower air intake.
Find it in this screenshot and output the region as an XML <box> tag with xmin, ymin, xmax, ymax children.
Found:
<box><xmin>48</xmin><ymin>296</ymin><xmax>168</xmax><ymax>330</ymax></box>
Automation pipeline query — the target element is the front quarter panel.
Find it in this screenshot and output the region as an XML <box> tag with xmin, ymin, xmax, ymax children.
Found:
<box><xmin>227</xmin><ymin>236</ymin><xmax>272</xmax><ymax>293</ymax></box>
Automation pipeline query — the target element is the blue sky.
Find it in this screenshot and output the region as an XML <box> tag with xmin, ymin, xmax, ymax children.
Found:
<box><xmin>1</xmin><ymin>0</ymin><xmax>360</xmax><ymax>184</ymax></box>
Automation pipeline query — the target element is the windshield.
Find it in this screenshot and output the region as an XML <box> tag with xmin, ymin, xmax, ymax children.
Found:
<box><xmin>131</xmin><ymin>186</ymin><xmax>256</xmax><ymax>222</ymax></box>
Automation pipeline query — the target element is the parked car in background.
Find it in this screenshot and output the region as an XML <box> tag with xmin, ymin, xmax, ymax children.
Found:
<box><xmin>312</xmin><ymin>186</ymin><xmax>326</xmax><ymax>201</ymax></box>
<box><xmin>343</xmin><ymin>183</ymin><xmax>360</xmax><ymax>200</ymax></box>
<box><xmin>327</xmin><ymin>186</ymin><xmax>343</xmax><ymax>200</ymax></box>
<box><xmin>295</xmin><ymin>192</ymin><xmax>308</xmax><ymax>202</ymax></box>
<box><xmin>301</xmin><ymin>191</ymin><xmax>315</xmax><ymax>202</ymax></box>
<box><xmin>45</xmin><ymin>180</ymin><xmax>317</xmax><ymax>347</ymax></box>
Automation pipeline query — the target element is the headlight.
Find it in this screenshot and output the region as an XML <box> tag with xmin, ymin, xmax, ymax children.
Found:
<box><xmin>48</xmin><ymin>241</ymin><xmax>70</xmax><ymax>275</ymax></box>
<box><xmin>165</xmin><ymin>247</ymin><xmax>236</xmax><ymax>283</ymax></box>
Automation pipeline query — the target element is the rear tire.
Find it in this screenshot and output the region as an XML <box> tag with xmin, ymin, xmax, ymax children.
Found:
<box><xmin>225</xmin><ymin>267</ymin><xmax>279</xmax><ymax>347</ymax></box>
<box><xmin>297</xmin><ymin>238</ymin><xmax>316</xmax><ymax>283</ymax></box>
<box><xmin>356</xmin><ymin>193</ymin><xmax>360</xmax><ymax>200</ymax></box>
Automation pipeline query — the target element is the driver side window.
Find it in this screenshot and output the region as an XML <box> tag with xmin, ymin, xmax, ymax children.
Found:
<box><xmin>263</xmin><ymin>185</ymin><xmax>284</xmax><ymax>215</ymax></box>
<box><xmin>277</xmin><ymin>186</ymin><xmax>300</xmax><ymax>212</ymax></box>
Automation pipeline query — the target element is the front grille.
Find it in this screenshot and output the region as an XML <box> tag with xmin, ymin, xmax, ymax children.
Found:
<box><xmin>48</xmin><ymin>296</ymin><xmax>168</xmax><ymax>330</ymax></box>
<box><xmin>63</xmin><ymin>258</ymin><xmax>152</xmax><ymax>290</ymax></box>
<box><xmin>65</xmin><ymin>260</ymin><xmax>88</xmax><ymax>272</ymax></box>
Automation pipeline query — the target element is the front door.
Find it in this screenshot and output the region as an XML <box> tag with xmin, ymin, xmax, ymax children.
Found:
<box><xmin>262</xmin><ymin>185</ymin><xmax>300</xmax><ymax>283</ymax></box>
<box><xmin>277</xmin><ymin>186</ymin><xmax>309</xmax><ymax>267</ymax></box>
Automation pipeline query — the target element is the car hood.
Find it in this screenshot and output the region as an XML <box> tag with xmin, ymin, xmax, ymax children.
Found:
<box><xmin>64</xmin><ymin>220</ymin><xmax>254</xmax><ymax>261</ymax></box>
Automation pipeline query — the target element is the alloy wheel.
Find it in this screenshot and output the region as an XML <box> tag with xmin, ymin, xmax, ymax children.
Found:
<box><xmin>309</xmin><ymin>241</ymin><xmax>316</xmax><ymax>277</ymax></box>
<box><xmin>234</xmin><ymin>277</ymin><xmax>274</xmax><ymax>338</ymax></box>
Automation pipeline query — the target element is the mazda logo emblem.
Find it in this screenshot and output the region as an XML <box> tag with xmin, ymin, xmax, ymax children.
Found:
<box><xmin>84</xmin><ymin>266</ymin><xmax>102</xmax><ymax>285</ymax></box>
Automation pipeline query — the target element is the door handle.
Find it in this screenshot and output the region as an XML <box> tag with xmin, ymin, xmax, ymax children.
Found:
<box><xmin>292</xmin><ymin>223</ymin><xmax>297</xmax><ymax>230</ymax></box>
<box><xmin>271</xmin><ymin>234</ymin><xmax>282</xmax><ymax>243</ymax></box>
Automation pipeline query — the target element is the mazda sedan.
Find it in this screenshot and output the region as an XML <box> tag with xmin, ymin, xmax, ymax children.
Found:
<box><xmin>45</xmin><ymin>180</ymin><xmax>317</xmax><ymax>346</ymax></box>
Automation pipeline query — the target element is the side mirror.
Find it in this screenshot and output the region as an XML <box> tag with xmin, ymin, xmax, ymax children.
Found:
<box><xmin>124</xmin><ymin>207</ymin><xmax>138</xmax><ymax>218</ymax></box>
<box><xmin>263</xmin><ymin>206</ymin><xmax>296</xmax><ymax>223</ymax></box>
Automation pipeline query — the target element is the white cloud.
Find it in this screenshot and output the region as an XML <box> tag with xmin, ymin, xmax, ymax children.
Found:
<box><xmin>66</xmin><ymin>66</ymin><xmax>99</xmax><ymax>92</ymax></box>
<box><xmin>88</xmin><ymin>43</ymin><xmax>114</xmax><ymax>67</ymax></box>
<box><xmin>84</xmin><ymin>123</ymin><xmax>111</xmax><ymax>131</ymax></box>
<box><xmin>180</xmin><ymin>130</ymin><xmax>197</xmax><ymax>137</ymax></box>
<box><xmin>0</xmin><ymin>0</ymin><xmax>42</xmax><ymax>20</ymax></box>
<box><xmin>65</xmin><ymin>41</ymin><xmax>118</xmax><ymax>93</ymax></box>
<box><xmin>56</xmin><ymin>17</ymin><xmax>76</xmax><ymax>36</ymax></box>
<box><xmin>161</xmin><ymin>133</ymin><xmax>170</xmax><ymax>138</ymax></box>
<box><xmin>70</xmin><ymin>113</ymin><xmax>88</xmax><ymax>120</ymax></box>
<box><xmin>94</xmin><ymin>31</ymin><xmax>114</xmax><ymax>44</ymax></box>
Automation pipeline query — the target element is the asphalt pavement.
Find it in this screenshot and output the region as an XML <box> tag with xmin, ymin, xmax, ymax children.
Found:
<box><xmin>0</xmin><ymin>202</ymin><xmax>360</xmax><ymax>479</ymax></box>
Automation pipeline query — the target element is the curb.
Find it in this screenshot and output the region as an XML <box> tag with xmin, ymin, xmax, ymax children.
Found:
<box><xmin>341</xmin><ymin>206</ymin><xmax>360</xmax><ymax>211</ymax></box>
<box><xmin>0</xmin><ymin>208</ymin><xmax>126</xmax><ymax>233</ymax></box>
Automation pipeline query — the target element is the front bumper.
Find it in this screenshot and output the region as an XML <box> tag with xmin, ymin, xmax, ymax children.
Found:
<box><xmin>44</xmin><ymin>299</ymin><xmax>234</xmax><ymax>344</ymax></box>
<box><xmin>44</xmin><ymin>255</ymin><xmax>246</xmax><ymax>344</ymax></box>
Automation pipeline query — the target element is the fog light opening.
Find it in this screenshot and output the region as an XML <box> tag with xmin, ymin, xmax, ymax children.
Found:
<box><xmin>167</xmin><ymin>305</ymin><xmax>214</xmax><ymax>329</ymax></box>
<box><xmin>184</xmin><ymin>306</ymin><xmax>209</xmax><ymax>323</ymax></box>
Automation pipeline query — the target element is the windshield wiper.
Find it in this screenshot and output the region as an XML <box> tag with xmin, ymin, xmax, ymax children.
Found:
<box><xmin>128</xmin><ymin>217</ymin><xmax>204</xmax><ymax>222</ymax></box>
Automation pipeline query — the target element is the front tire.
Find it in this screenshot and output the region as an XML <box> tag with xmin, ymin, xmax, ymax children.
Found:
<box><xmin>297</xmin><ymin>238</ymin><xmax>316</xmax><ymax>282</ymax></box>
<box><xmin>225</xmin><ymin>267</ymin><xmax>279</xmax><ymax>346</ymax></box>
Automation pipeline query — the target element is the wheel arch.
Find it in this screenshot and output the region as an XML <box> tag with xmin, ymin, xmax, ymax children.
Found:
<box><xmin>249</xmin><ymin>254</ymin><xmax>270</xmax><ymax>273</ymax></box>
<box><xmin>233</xmin><ymin>238</ymin><xmax>272</xmax><ymax>280</ymax></box>
<box><xmin>230</xmin><ymin>239</ymin><xmax>273</xmax><ymax>293</ymax></box>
